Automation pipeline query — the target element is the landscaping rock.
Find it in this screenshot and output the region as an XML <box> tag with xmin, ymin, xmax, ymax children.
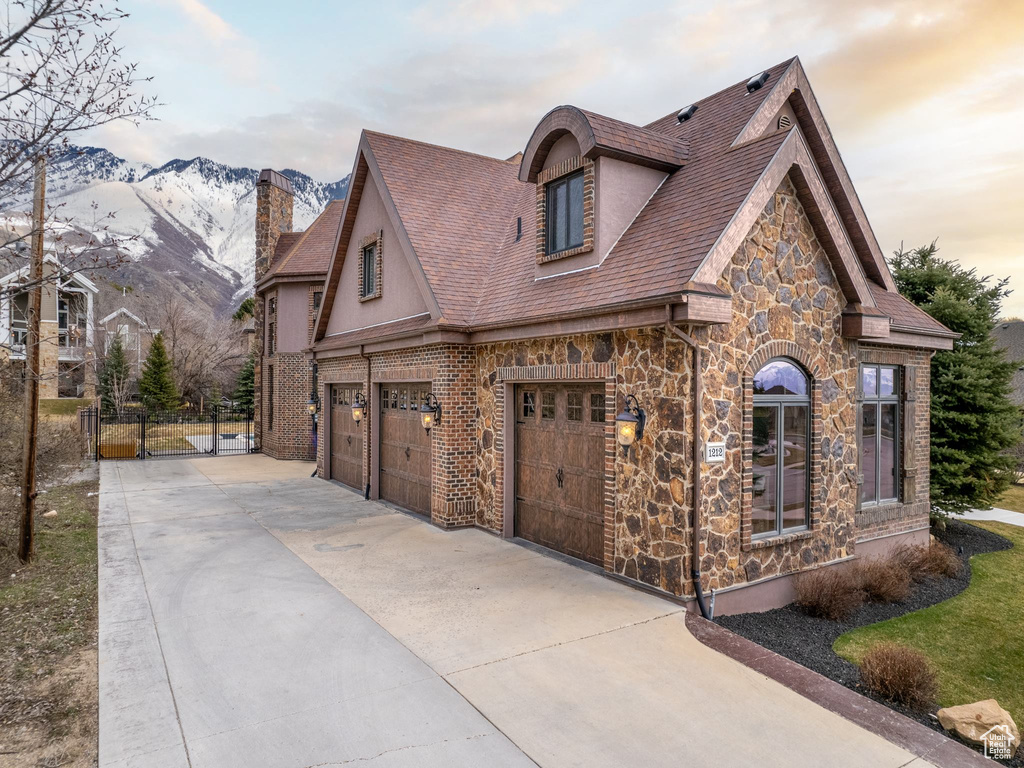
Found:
<box><xmin>937</xmin><ymin>700</ymin><xmax>1019</xmax><ymax>755</ymax></box>
<box><xmin>42</xmin><ymin>510</ymin><xmax>57</xmax><ymax>518</ymax></box>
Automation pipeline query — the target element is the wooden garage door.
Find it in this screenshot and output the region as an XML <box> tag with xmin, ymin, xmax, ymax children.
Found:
<box><xmin>379</xmin><ymin>383</ymin><xmax>432</xmax><ymax>516</ymax></box>
<box><xmin>515</xmin><ymin>384</ymin><xmax>606</xmax><ymax>565</ymax></box>
<box><xmin>330</xmin><ymin>385</ymin><xmax>363</xmax><ymax>490</ymax></box>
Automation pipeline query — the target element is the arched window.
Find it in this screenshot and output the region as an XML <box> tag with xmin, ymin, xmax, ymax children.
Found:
<box><xmin>752</xmin><ymin>358</ymin><xmax>810</xmax><ymax>537</ymax></box>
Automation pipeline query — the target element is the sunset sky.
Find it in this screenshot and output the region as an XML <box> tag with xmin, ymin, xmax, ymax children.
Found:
<box><xmin>87</xmin><ymin>0</ymin><xmax>1024</xmax><ymax>316</ymax></box>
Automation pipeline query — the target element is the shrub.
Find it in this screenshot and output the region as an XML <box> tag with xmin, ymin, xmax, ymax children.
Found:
<box><xmin>892</xmin><ymin>541</ymin><xmax>961</xmax><ymax>582</ymax></box>
<box><xmin>794</xmin><ymin>566</ymin><xmax>865</xmax><ymax>621</ymax></box>
<box><xmin>856</xmin><ymin>557</ymin><xmax>912</xmax><ymax>603</ymax></box>
<box><xmin>858</xmin><ymin>642</ymin><xmax>937</xmax><ymax>710</ymax></box>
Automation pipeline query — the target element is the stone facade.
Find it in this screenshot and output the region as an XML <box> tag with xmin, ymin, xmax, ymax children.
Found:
<box><xmin>314</xmin><ymin>175</ymin><xmax>934</xmax><ymax>604</ymax></box>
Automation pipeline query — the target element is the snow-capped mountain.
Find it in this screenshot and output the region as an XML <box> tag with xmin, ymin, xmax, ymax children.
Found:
<box><xmin>1</xmin><ymin>144</ymin><xmax>349</xmax><ymax>313</ymax></box>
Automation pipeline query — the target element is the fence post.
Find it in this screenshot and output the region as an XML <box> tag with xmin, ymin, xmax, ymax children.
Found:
<box><xmin>94</xmin><ymin>407</ymin><xmax>100</xmax><ymax>462</ymax></box>
<box><xmin>212</xmin><ymin>405</ymin><xmax>219</xmax><ymax>456</ymax></box>
<box><xmin>139</xmin><ymin>410</ymin><xmax>147</xmax><ymax>460</ymax></box>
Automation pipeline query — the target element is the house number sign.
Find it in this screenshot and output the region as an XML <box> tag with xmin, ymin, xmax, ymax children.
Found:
<box><xmin>704</xmin><ymin>442</ymin><xmax>726</xmax><ymax>464</ymax></box>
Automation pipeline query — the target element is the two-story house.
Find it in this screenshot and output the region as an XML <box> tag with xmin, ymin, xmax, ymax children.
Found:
<box><xmin>0</xmin><ymin>254</ymin><xmax>98</xmax><ymax>399</ymax></box>
<box><xmin>258</xmin><ymin>58</ymin><xmax>957</xmax><ymax>614</ymax></box>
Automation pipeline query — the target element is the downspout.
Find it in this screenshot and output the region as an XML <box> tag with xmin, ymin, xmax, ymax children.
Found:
<box><xmin>361</xmin><ymin>345</ymin><xmax>371</xmax><ymax>500</ymax></box>
<box><xmin>667</xmin><ymin>323</ymin><xmax>715</xmax><ymax>620</ymax></box>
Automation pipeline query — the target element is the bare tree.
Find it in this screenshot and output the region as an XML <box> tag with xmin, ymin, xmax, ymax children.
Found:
<box><xmin>1</xmin><ymin>0</ymin><xmax>154</xmax><ymax>563</ymax></box>
<box><xmin>0</xmin><ymin>0</ymin><xmax>158</xmax><ymax>299</ymax></box>
<box><xmin>148</xmin><ymin>295</ymin><xmax>247</xmax><ymax>409</ymax></box>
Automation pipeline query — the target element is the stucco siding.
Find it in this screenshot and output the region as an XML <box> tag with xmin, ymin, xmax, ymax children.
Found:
<box><xmin>324</xmin><ymin>172</ymin><xmax>429</xmax><ymax>337</ymax></box>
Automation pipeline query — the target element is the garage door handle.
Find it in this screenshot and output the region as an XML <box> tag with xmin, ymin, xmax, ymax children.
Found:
<box><xmin>347</xmin><ymin>435</ymin><xmax>352</xmax><ymax>445</ymax></box>
<box><xmin>556</xmin><ymin>467</ymin><xmax>564</xmax><ymax>488</ymax></box>
<box><xmin>405</xmin><ymin>446</ymin><xmax>411</xmax><ymax>460</ymax></box>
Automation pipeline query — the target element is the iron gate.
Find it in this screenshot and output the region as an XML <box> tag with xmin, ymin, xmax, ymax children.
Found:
<box><xmin>84</xmin><ymin>405</ymin><xmax>255</xmax><ymax>460</ymax></box>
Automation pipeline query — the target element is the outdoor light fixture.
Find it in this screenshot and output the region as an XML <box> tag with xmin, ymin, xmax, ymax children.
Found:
<box><xmin>420</xmin><ymin>393</ymin><xmax>441</xmax><ymax>434</ymax></box>
<box><xmin>351</xmin><ymin>392</ymin><xmax>367</xmax><ymax>424</ymax></box>
<box><xmin>307</xmin><ymin>394</ymin><xmax>317</xmax><ymax>415</ymax></box>
<box><xmin>615</xmin><ymin>394</ymin><xmax>646</xmax><ymax>452</ymax></box>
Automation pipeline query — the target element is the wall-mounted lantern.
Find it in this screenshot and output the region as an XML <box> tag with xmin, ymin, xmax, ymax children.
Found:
<box><xmin>615</xmin><ymin>394</ymin><xmax>646</xmax><ymax>453</ymax></box>
<box><xmin>351</xmin><ymin>392</ymin><xmax>367</xmax><ymax>424</ymax></box>
<box><xmin>420</xmin><ymin>393</ymin><xmax>441</xmax><ymax>434</ymax></box>
<box><xmin>307</xmin><ymin>394</ymin><xmax>317</xmax><ymax>415</ymax></box>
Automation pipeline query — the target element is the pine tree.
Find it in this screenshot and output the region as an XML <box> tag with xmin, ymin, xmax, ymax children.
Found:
<box><xmin>891</xmin><ymin>243</ymin><xmax>1022</xmax><ymax>516</ymax></box>
<box><xmin>235</xmin><ymin>352</ymin><xmax>255</xmax><ymax>409</ymax></box>
<box><xmin>138</xmin><ymin>332</ymin><xmax>179</xmax><ymax>411</ymax></box>
<box><xmin>233</xmin><ymin>296</ymin><xmax>255</xmax><ymax>322</ymax></box>
<box><xmin>99</xmin><ymin>335</ymin><xmax>133</xmax><ymax>414</ymax></box>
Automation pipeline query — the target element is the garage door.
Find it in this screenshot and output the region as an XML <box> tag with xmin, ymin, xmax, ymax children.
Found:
<box><xmin>380</xmin><ymin>383</ymin><xmax>432</xmax><ymax>516</ymax></box>
<box><xmin>515</xmin><ymin>384</ymin><xmax>606</xmax><ymax>565</ymax></box>
<box><xmin>330</xmin><ymin>385</ymin><xmax>363</xmax><ymax>490</ymax></box>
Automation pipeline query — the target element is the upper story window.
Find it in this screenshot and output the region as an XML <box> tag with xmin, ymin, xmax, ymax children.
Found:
<box><xmin>312</xmin><ymin>290</ymin><xmax>323</xmax><ymax>311</ymax></box>
<box><xmin>361</xmin><ymin>244</ymin><xmax>376</xmax><ymax>297</ymax></box>
<box><xmin>268</xmin><ymin>296</ymin><xmax>277</xmax><ymax>316</ymax></box>
<box><xmin>358</xmin><ymin>230</ymin><xmax>383</xmax><ymax>301</ymax></box>
<box><xmin>751</xmin><ymin>358</ymin><xmax>810</xmax><ymax>537</ymax></box>
<box><xmin>546</xmin><ymin>170</ymin><xmax>584</xmax><ymax>255</ymax></box>
<box><xmin>860</xmin><ymin>364</ymin><xmax>900</xmax><ymax>506</ymax></box>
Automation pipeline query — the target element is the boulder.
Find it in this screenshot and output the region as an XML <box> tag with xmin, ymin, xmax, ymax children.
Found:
<box><xmin>937</xmin><ymin>699</ymin><xmax>1019</xmax><ymax>755</ymax></box>
<box><xmin>42</xmin><ymin>510</ymin><xmax>57</xmax><ymax>518</ymax></box>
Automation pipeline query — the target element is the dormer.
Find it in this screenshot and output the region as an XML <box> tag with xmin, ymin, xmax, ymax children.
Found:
<box><xmin>519</xmin><ymin>106</ymin><xmax>687</xmax><ymax>278</ymax></box>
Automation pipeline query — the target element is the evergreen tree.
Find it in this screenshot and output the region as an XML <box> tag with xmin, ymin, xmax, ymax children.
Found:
<box><xmin>138</xmin><ymin>332</ymin><xmax>179</xmax><ymax>411</ymax></box>
<box><xmin>99</xmin><ymin>335</ymin><xmax>133</xmax><ymax>414</ymax></box>
<box><xmin>891</xmin><ymin>243</ymin><xmax>1022</xmax><ymax>515</ymax></box>
<box><xmin>233</xmin><ymin>296</ymin><xmax>255</xmax><ymax>322</ymax></box>
<box><xmin>234</xmin><ymin>352</ymin><xmax>255</xmax><ymax>409</ymax></box>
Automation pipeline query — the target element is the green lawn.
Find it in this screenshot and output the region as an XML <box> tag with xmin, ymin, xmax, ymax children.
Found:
<box><xmin>995</xmin><ymin>484</ymin><xmax>1024</xmax><ymax>514</ymax></box>
<box><xmin>834</xmin><ymin>521</ymin><xmax>1022</xmax><ymax>726</ymax></box>
<box><xmin>39</xmin><ymin>397</ymin><xmax>92</xmax><ymax>417</ymax></box>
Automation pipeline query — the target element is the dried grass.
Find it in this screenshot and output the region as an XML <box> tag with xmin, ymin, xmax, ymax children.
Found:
<box><xmin>794</xmin><ymin>566</ymin><xmax>865</xmax><ymax>621</ymax></box>
<box><xmin>891</xmin><ymin>540</ymin><xmax>962</xmax><ymax>582</ymax></box>
<box><xmin>859</xmin><ymin>642</ymin><xmax>938</xmax><ymax>710</ymax></box>
<box><xmin>856</xmin><ymin>557</ymin><xmax>912</xmax><ymax>603</ymax></box>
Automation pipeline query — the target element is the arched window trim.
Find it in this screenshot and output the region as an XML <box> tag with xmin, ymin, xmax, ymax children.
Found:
<box><xmin>751</xmin><ymin>357</ymin><xmax>812</xmax><ymax>538</ymax></box>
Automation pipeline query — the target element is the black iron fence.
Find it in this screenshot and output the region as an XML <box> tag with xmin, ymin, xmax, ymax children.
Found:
<box><xmin>83</xmin><ymin>405</ymin><xmax>254</xmax><ymax>460</ymax></box>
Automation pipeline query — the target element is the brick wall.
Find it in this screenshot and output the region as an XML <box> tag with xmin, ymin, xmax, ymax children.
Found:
<box><xmin>260</xmin><ymin>351</ymin><xmax>315</xmax><ymax>460</ymax></box>
<box><xmin>853</xmin><ymin>345</ymin><xmax>932</xmax><ymax>542</ymax></box>
<box><xmin>315</xmin><ymin>343</ymin><xmax>478</xmax><ymax>528</ymax></box>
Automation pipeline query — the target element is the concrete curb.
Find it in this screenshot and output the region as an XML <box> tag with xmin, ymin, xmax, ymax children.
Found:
<box><xmin>684</xmin><ymin>613</ymin><xmax>991</xmax><ymax>768</ymax></box>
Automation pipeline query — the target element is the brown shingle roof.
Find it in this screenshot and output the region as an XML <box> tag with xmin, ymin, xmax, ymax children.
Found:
<box><xmin>867</xmin><ymin>282</ymin><xmax>955</xmax><ymax>336</ymax></box>
<box><xmin>365</xmin><ymin>132</ymin><xmax>522</xmax><ymax>325</ymax></box>
<box><xmin>261</xmin><ymin>199</ymin><xmax>345</xmax><ymax>284</ymax></box>
<box><xmin>319</xmin><ymin>57</ymin><xmax>950</xmax><ymax>345</ymax></box>
<box><xmin>578</xmin><ymin>109</ymin><xmax>688</xmax><ymax>166</ymax></box>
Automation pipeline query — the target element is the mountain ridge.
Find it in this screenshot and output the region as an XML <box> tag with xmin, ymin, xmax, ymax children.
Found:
<box><xmin>1</xmin><ymin>144</ymin><xmax>350</xmax><ymax>315</ymax></box>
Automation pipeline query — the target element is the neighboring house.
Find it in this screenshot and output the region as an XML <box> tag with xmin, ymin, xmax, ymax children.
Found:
<box><xmin>992</xmin><ymin>320</ymin><xmax>1024</xmax><ymax>406</ymax></box>
<box><xmin>0</xmin><ymin>254</ymin><xmax>98</xmax><ymax>398</ymax></box>
<box><xmin>95</xmin><ymin>307</ymin><xmax>157</xmax><ymax>376</ymax></box>
<box><xmin>260</xmin><ymin>58</ymin><xmax>957</xmax><ymax>613</ymax></box>
<box><xmin>252</xmin><ymin>171</ymin><xmax>344</xmax><ymax>461</ymax></box>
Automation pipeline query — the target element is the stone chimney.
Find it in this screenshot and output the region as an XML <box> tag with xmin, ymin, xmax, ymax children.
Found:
<box><xmin>254</xmin><ymin>169</ymin><xmax>294</xmax><ymax>282</ymax></box>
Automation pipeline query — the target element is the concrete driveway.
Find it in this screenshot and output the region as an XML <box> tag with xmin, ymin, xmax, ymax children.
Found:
<box><xmin>100</xmin><ymin>454</ymin><xmax>937</xmax><ymax>768</ymax></box>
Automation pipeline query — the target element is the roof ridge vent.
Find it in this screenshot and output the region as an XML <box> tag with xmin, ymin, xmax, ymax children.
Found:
<box><xmin>746</xmin><ymin>71</ymin><xmax>770</xmax><ymax>93</ymax></box>
<box><xmin>676</xmin><ymin>104</ymin><xmax>698</xmax><ymax>123</ymax></box>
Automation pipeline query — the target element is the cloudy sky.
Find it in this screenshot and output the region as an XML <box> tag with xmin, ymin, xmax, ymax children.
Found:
<box><xmin>87</xmin><ymin>0</ymin><xmax>1024</xmax><ymax>316</ymax></box>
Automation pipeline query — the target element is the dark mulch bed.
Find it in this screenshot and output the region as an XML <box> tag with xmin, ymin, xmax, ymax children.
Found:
<box><xmin>719</xmin><ymin>520</ymin><xmax>1018</xmax><ymax>765</ymax></box>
